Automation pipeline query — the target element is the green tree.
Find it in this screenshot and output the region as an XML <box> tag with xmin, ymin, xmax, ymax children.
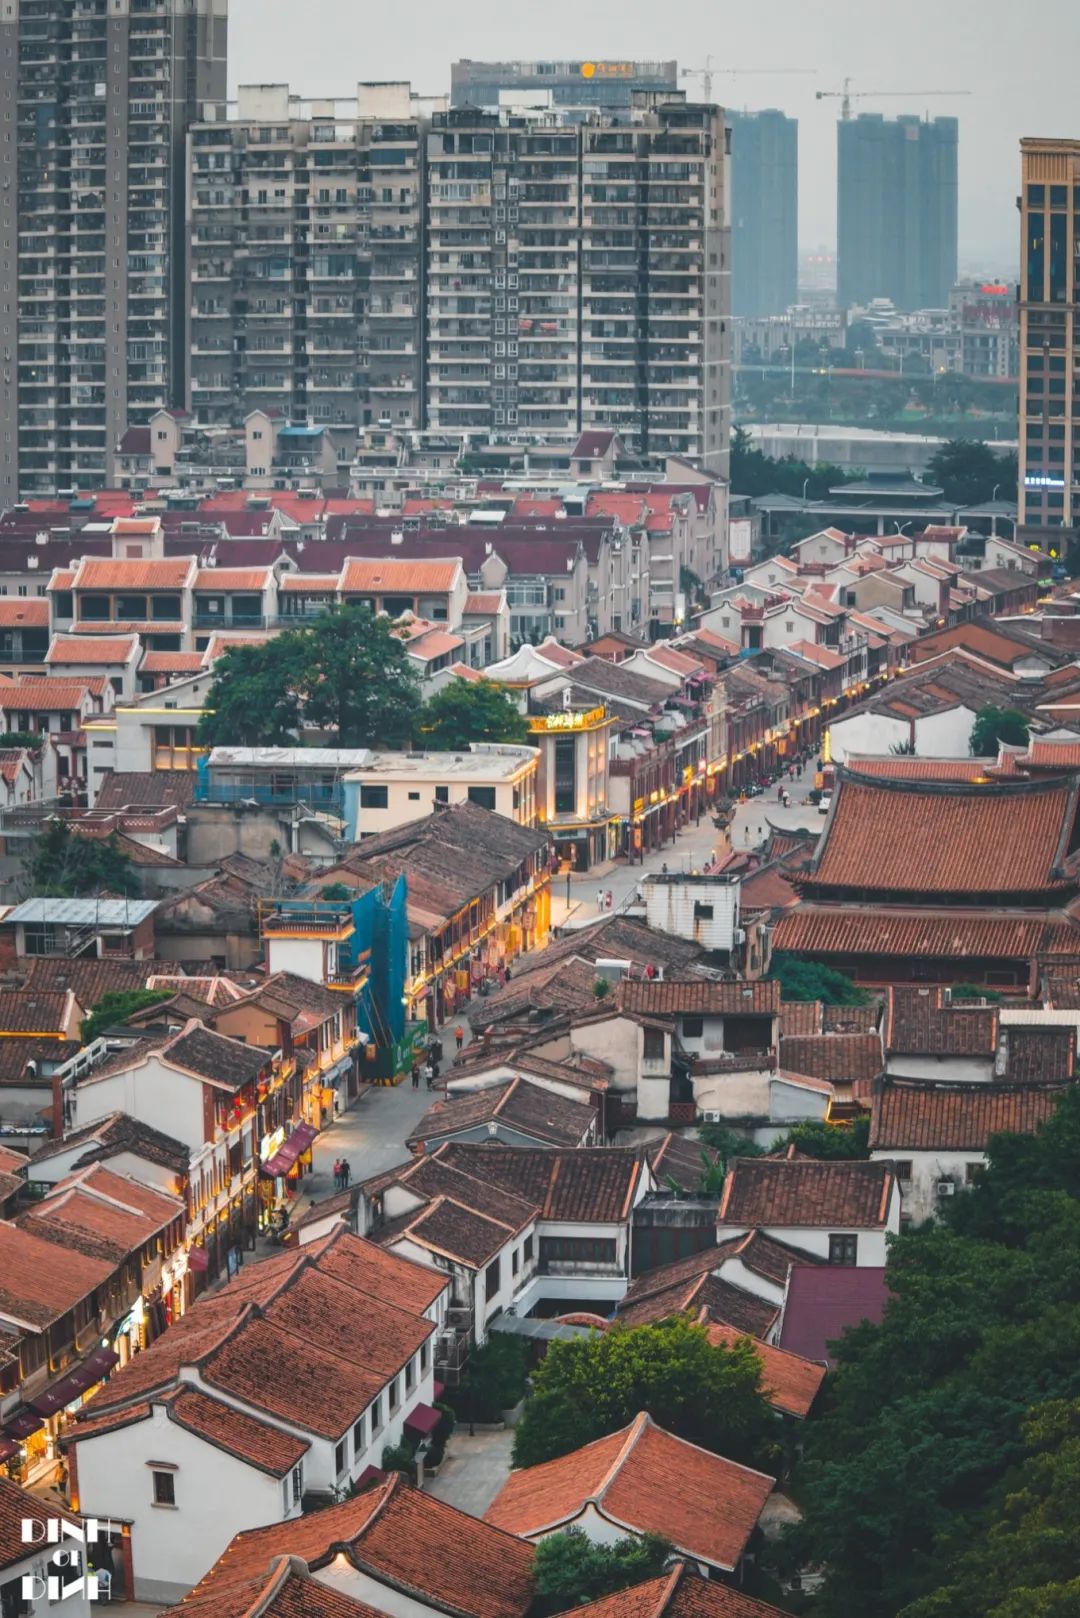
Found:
<box><xmin>531</xmin><ymin>1529</ymin><xmax>672</xmax><ymax>1617</ymax></box>
<box><xmin>81</xmin><ymin>989</ymin><xmax>174</xmax><ymax>1043</ymax></box>
<box><xmin>769</xmin><ymin>955</ymin><xmax>870</xmax><ymax>1006</ymax></box>
<box><xmin>772</xmin><ymin>1117</ymin><xmax>870</xmax><ymax>1160</ymax></box>
<box><xmin>22</xmin><ymin>820</ymin><xmax>139</xmax><ymax>899</ymax></box>
<box><xmin>970</xmin><ymin>706</ymin><xmax>1029</xmax><ymax>756</ymax></box>
<box><xmin>790</xmin><ymin>1087</ymin><xmax>1080</xmax><ymax>1618</ymax></box>
<box><xmin>198</xmin><ymin>638</ymin><xmax>303</xmax><ymax>748</ymax></box>
<box><xmin>927</xmin><ymin>439</ymin><xmax>1016</xmax><ymax>506</ymax></box>
<box><xmin>449</xmin><ymin>1334</ymin><xmax>529</xmax><ymax>1424</ymax></box>
<box><xmin>900</xmin><ymin>1399</ymin><xmax>1080</xmax><ymax>1618</ymax></box>
<box><xmin>511</xmin><ymin>1316</ymin><xmax>775</xmax><ymax>1472</ymax></box>
<box><xmin>696</xmin><ymin>1122</ymin><xmax>764</xmax><ymax>1163</ymax></box>
<box><xmin>418</xmin><ymin>678</ymin><xmax>529</xmax><ymax>751</ymax></box>
<box><xmin>199</xmin><ymin>607</ymin><xmax>420</xmax><ymax>750</ymax></box>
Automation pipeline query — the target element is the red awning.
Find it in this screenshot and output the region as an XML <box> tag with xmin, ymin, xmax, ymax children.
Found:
<box><xmin>353</xmin><ymin>1464</ymin><xmax>386</xmax><ymax>1490</ymax></box>
<box><xmin>5</xmin><ymin>1408</ymin><xmax>43</xmax><ymax>1440</ymax></box>
<box><xmin>404</xmin><ymin>1402</ymin><xmax>441</xmax><ymax>1438</ymax></box>
<box><xmin>187</xmin><ymin>1247</ymin><xmax>209</xmax><ymax>1273</ymax></box>
<box><xmin>262</xmin><ymin>1122</ymin><xmax>318</xmax><ymax>1177</ymax></box>
<box><xmin>31</xmin><ymin>1345</ymin><xmax>119</xmax><ymax>1416</ymax></box>
<box><xmin>0</xmin><ymin>1437</ymin><xmax>20</xmax><ymax>1463</ymax></box>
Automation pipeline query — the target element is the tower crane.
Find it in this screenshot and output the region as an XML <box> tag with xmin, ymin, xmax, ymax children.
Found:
<box><xmin>816</xmin><ymin>77</ymin><xmax>971</xmax><ymax>120</ymax></box>
<box><xmin>680</xmin><ymin>58</ymin><xmax>813</xmax><ymax>103</ymax></box>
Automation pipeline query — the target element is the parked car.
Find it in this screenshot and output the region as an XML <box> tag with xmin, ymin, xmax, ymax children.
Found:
<box><xmin>818</xmin><ymin>793</ymin><xmax>832</xmax><ymax>815</ymax></box>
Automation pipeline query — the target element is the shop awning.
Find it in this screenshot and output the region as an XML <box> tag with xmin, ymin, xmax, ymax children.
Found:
<box><xmin>404</xmin><ymin>1402</ymin><xmax>441</xmax><ymax>1438</ymax></box>
<box><xmin>30</xmin><ymin>1345</ymin><xmax>119</xmax><ymax>1416</ymax></box>
<box><xmin>353</xmin><ymin>1464</ymin><xmax>386</xmax><ymax>1490</ymax></box>
<box><xmin>5</xmin><ymin>1408</ymin><xmax>43</xmax><ymax>1440</ymax></box>
<box><xmin>262</xmin><ymin>1122</ymin><xmax>317</xmax><ymax>1177</ymax></box>
<box><xmin>0</xmin><ymin>1437</ymin><xmax>19</xmax><ymax>1463</ymax></box>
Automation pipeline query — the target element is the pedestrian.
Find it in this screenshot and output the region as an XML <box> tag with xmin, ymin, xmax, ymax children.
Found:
<box><xmin>454</xmin><ymin>1024</ymin><xmax>464</xmax><ymax>1053</ymax></box>
<box><xmin>332</xmin><ymin>1158</ymin><xmax>342</xmax><ymax>1191</ymax></box>
<box><xmin>596</xmin><ymin>886</ymin><xmax>604</xmax><ymax>909</ymax></box>
<box><xmin>424</xmin><ymin>1062</ymin><xmax>435</xmax><ymax>1090</ymax></box>
<box><xmin>661</xmin><ymin>862</ymin><xmax>669</xmax><ymax>876</ymax></box>
<box><xmin>605</xmin><ymin>889</ymin><xmax>614</xmax><ymax>911</ymax></box>
<box><xmin>340</xmin><ymin>1159</ymin><xmax>351</xmax><ymax>1188</ymax></box>
<box><xmin>411</xmin><ymin>1063</ymin><xmax>420</xmax><ymax>1089</ymax></box>
<box><xmin>504</xmin><ymin>964</ymin><xmax>512</xmax><ymax>981</ymax></box>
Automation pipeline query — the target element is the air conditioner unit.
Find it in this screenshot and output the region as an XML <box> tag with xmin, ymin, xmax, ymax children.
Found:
<box><xmin>936</xmin><ymin>1180</ymin><xmax>956</xmax><ymax>1197</ymax></box>
<box><xmin>702</xmin><ymin>1110</ymin><xmax>722</xmax><ymax>1124</ymax></box>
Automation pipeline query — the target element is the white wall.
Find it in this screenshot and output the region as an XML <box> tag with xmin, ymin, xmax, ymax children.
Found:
<box><xmin>871</xmin><ymin>1147</ymin><xmax>981</xmax><ymax>1223</ymax></box>
<box><xmin>885</xmin><ymin>1054</ymin><xmax>992</xmax><ymax>1083</ymax></box>
<box><xmin>72</xmin><ymin>1058</ymin><xmax>206</xmax><ymax>1150</ymax></box>
<box><xmin>266</xmin><ymin>936</ymin><xmax>327</xmax><ymax>983</ymax></box>
<box><xmin>643</xmin><ymin>879</ymin><xmax>739</xmax><ymax>952</ymax></box>
<box><xmin>717</xmin><ymin>1223</ymin><xmax>888</xmax><ymax>1266</ymax></box>
<box><xmin>7</xmin><ymin>1543</ymin><xmax>93</xmax><ymax>1618</ymax></box>
<box><xmin>74</xmin><ymin>1406</ymin><xmax>294</xmax><ymax>1603</ymax></box>
<box><xmin>693</xmin><ymin>1066</ymin><xmax>772</xmax><ymax>1118</ymax></box>
<box><xmin>828</xmin><ymin>703</ymin><xmax>977</xmax><ymax>764</ymax></box>
<box><xmin>567</xmin><ymin>1016</ymin><xmax>643</xmax><ymax>1095</ymax></box>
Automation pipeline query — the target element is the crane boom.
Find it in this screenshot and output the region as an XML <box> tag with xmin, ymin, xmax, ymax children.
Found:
<box><xmin>680</xmin><ymin>59</ymin><xmax>813</xmax><ymax>102</ymax></box>
<box><xmin>816</xmin><ymin>77</ymin><xmax>971</xmax><ymax>119</ymax></box>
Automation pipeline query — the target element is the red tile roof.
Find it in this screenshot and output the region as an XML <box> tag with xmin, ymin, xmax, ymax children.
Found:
<box><xmin>618</xmin><ymin>980</ymin><xmax>780</xmax><ymax>1016</ymax></box>
<box><xmin>72</xmin><ymin>557</ymin><xmax>195</xmax><ymax>590</ymax></box>
<box><xmin>46</xmin><ymin>635</ymin><xmax>139</xmax><ymax>665</ymax></box>
<box><xmin>178</xmin><ymin>1563</ymin><xmax>392</xmax><ymax>1618</ymax></box>
<box><xmin>847</xmin><ymin>756</ymin><xmax>996</xmax><ymax>781</ymax></box>
<box><xmin>0</xmin><ymin>1220</ymin><xmax>114</xmax><ymax>1328</ymax></box>
<box><xmin>557</xmin><ymin>1562</ymin><xmax>793</xmax><ymax>1618</ymax></box>
<box><xmin>187</xmin><ymin>1475</ymin><xmax>535</xmax><ymax>1618</ymax></box>
<box><xmin>340</xmin><ymin>558</ymin><xmax>460</xmax><ymax>595</ymax></box>
<box><xmin>194</xmin><ymin>568</ymin><xmax>272</xmax><ymax>590</ymax></box>
<box><xmin>0</xmin><ymin>599</ymin><xmax>50</xmax><ymax>628</ymax></box>
<box><xmin>485</xmin><ymin>1413</ymin><xmax>774</xmax><ymax>1572</ymax></box>
<box><xmin>885</xmin><ymin>986</ymin><xmax>998</xmax><ymax>1055</ymax></box>
<box><xmin>805</xmin><ymin>774</ymin><xmax>1080</xmax><ymax>900</ymax></box>
<box><xmin>0</xmin><ymin>1475</ymin><xmax>83</xmax><ymax>1571</ymax></box>
<box><xmin>779</xmin><ymin>1033</ymin><xmax>884</xmax><ymax>1084</ymax></box>
<box><xmin>0</xmin><ymin>681</ymin><xmax>95</xmax><ymax>712</ymax></box>
<box><xmin>773</xmin><ymin>906</ymin><xmax>1079</xmax><ymax>964</ymax></box>
<box><xmin>718</xmin><ymin>1156</ymin><xmax>896</xmax><ymax>1230</ymax></box>
<box><xmin>433</xmin><ymin>1142</ymin><xmax>643</xmax><ymax>1223</ymax></box>
<box><xmin>704</xmin><ymin>1326</ymin><xmax>826</xmax><ymax>1419</ymax></box>
<box><xmin>869</xmin><ymin>1079</ymin><xmax>1065</xmax><ymax>1152</ymax></box>
<box><xmin>167</xmin><ymin>1387</ymin><xmax>309</xmax><ymax>1477</ymax></box>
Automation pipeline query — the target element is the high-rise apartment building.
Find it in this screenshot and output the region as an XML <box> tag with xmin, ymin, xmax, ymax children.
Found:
<box><xmin>0</xmin><ymin>0</ymin><xmax>227</xmax><ymax>503</ymax></box>
<box><xmin>451</xmin><ymin>59</ymin><xmax>678</xmax><ymax>115</ymax></box>
<box><xmin>1018</xmin><ymin>139</ymin><xmax>1079</xmax><ymax>530</ymax></box>
<box><xmin>727</xmin><ymin>110</ymin><xmax>798</xmax><ymax>318</ymax></box>
<box><xmin>426</xmin><ymin>98</ymin><xmax>730</xmax><ymax>473</ymax></box>
<box><xmin>837</xmin><ymin>114</ymin><xmax>958</xmax><ymax>312</ymax></box>
<box><xmin>187</xmin><ymin>84</ymin><xmax>427</xmax><ymax>436</ymax></box>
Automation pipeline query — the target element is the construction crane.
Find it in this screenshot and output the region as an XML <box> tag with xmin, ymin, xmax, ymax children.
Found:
<box><xmin>680</xmin><ymin>58</ymin><xmax>813</xmax><ymax>104</ymax></box>
<box><xmin>816</xmin><ymin>77</ymin><xmax>971</xmax><ymax>121</ymax></box>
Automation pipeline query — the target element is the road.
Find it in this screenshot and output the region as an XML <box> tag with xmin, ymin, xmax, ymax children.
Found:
<box><xmin>299</xmin><ymin>766</ymin><xmax>826</xmax><ymax>1188</ymax></box>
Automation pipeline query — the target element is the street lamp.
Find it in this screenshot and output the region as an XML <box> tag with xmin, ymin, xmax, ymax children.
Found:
<box><xmin>802</xmin><ymin>477</ymin><xmax>810</xmax><ymax>503</ymax></box>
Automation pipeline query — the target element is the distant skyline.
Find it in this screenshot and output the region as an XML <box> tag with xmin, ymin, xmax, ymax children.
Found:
<box><xmin>229</xmin><ymin>0</ymin><xmax>1067</xmax><ymax>274</ymax></box>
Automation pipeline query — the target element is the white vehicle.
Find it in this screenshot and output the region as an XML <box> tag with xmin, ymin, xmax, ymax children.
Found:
<box><xmin>818</xmin><ymin>792</ymin><xmax>832</xmax><ymax>815</ymax></box>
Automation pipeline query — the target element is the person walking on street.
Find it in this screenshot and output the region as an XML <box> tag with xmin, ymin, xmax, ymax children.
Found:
<box><xmin>596</xmin><ymin>886</ymin><xmax>604</xmax><ymax>910</ymax></box>
<box><xmin>340</xmin><ymin>1160</ymin><xmax>351</xmax><ymax>1188</ymax></box>
<box><xmin>424</xmin><ymin>1062</ymin><xmax>435</xmax><ymax>1090</ymax></box>
<box><xmin>454</xmin><ymin>1024</ymin><xmax>465</xmax><ymax>1053</ymax></box>
<box><xmin>411</xmin><ymin>1063</ymin><xmax>420</xmax><ymax>1089</ymax></box>
<box><xmin>332</xmin><ymin>1158</ymin><xmax>342</xmax><ymax>1191</ymax></box>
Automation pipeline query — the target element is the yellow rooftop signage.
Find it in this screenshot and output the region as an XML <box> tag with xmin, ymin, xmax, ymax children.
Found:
<box><xmin>529</xmin><ymin>706</ymin><xmax>606</xmax><ymax>732</ymax></box>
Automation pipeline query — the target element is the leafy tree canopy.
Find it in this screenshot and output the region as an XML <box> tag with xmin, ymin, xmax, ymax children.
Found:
<box><xmin>730</xmin><ymin>426</ymin><xmax>860</xmax><ymax>503</ymax></box>
<box><xmin>788</xmin><ymin>1086</ymin><xmax>1080</xmax><ymax>1618</ymax></box>
<box><xmin>926</xmin><ymin>438</ymin><xmax>1017</xmax><ymax>507</ymax></box>
<box><xmin>772</xmin><ymin>1117</ymin><xmax>870</xmax><ymax>1161</ymax></box>
<box><xmin>199</xmin><ymin>606</ymin><xmax>420</xmax><ymax>750</ymax></box>
<box><xmin>511</xmin><ymin>1315</ymin><xmax>775</xmax><ymax>1472</ymax></box>
<box><xmin>769</xmin><ymin>955</ymin><xmax>870</xmax><ymax>1006</ymax></box>
<box><xmin>970</xmin><ymin>706</ymin><xmax>1029</xmax><ymax>756</ymax></box>
<box><xmin>23</xmin><ymin>820</ymin><xmax>139</xmax><ymax>899</ymax></box>
<box><xmin>81</xmin><ymin>988</ymin><xmax>174</xmax><ymax>1044</ymax></box>
<box><xmin>418</xmin><ymin>678</ymin><xmax>529</xmax><ymax>751</ymax></box>
<box><xmin>531</xmin><ymin>1529</ymin><xmax>673</xmax><ymax>1618</ymax></box>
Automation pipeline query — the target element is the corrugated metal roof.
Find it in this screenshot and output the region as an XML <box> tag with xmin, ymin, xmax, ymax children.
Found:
<box><xmin>6</xmin><ymin>898</ymin><xmax>158</xmax><ymax>925</ymax></box>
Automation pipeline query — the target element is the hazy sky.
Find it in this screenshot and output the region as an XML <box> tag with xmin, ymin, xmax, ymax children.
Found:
<box><xmin>229</xmin><ymin>0</ymin><xmax>1075</xmax><ymax>270</ymax></box>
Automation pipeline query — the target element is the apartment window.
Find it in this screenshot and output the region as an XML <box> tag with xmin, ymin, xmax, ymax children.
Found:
<box><xmin>420</xmin><ymin>1339</ymin><xmax>429</xmax><ymax>1373</ymax></box>
<box><xmin>964</xmin><ymin>1162</ymin><xmax>982</xmax><ymax>1185</ymax></box>
<box><xmin>359</xmin><ymin>785</ymin><xmax>388</xmax><ymax>809</ymax></box>
<box><xmin>485</xmin><ymin>1256</ymin><xmax>500</xmax><ymax>1300</ymax></box>
<box><xmin>523</xmin><ymin>1233</ymin><xmax>534</xmax><ymax>1264</ymax></box>
<box><xmin>435</xmin><ymin>786</ymin><xmax>449</xmax><ymax>803</ymax></box>
<box><xmin>151</xmin><ymin>1470</ymin><xmax>176</xmax><ymax>1507</ymax></box>
<box><xmin>334</xmin><ymin>1439</ymin><xmax>346</xmax><ymax>1476</ymax></box>
<box><xmin>371</xmin><ymin>1394</ymin><xmax>383</xmax><ymax>1432</ymax></box>
<box><xmin>405</xmin><ymin>1356</ymin><xmax>415</xmax><ymax>1392</ymax></box>
<box><xmin>512</xmin><ymin>1246</ymin><xmax>520</xmax><ymax>1275</ymax></box>
<box><xmin>893</xmin><ymin>1160</ymin><xmax>913</xmax><ymax>1182</ymax></box>
<box><xmin>643</xmin><ymin>1027</ymin><xmax>665</xmax><ymax>1060</ymax></box>
<box><xmin>681</xmin><ymin>1015</ymin><xmax>704</xmax><ymax>1039</ymax></box>
<box><xmin>693</xmin><ymin>902</ymin><xmax>714</xmax><ymax>921</ymax></box>
<box><xmin>539</xmin><ymin>1236</ymin><xmax>616</xmax><ymax>1267</ymax></box>
<box><xmin>468</xmin><ymin>786</ymin><xmax>496</xmax><ymax>810</ymax></box>
<box><xmin>291</xmin><ymin>1464</ymin><xmax>302</xmax><ymax>1503</ymax></box>
<box><xmin>388</xmin><ymin>1378</ymin><xmax>399</xmax><ymax>1413</ymax></box>
<box><xmin>828</xmin><ymin>1234</ymin><xmax>858</xmax><ymax>1267</ymax></box>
